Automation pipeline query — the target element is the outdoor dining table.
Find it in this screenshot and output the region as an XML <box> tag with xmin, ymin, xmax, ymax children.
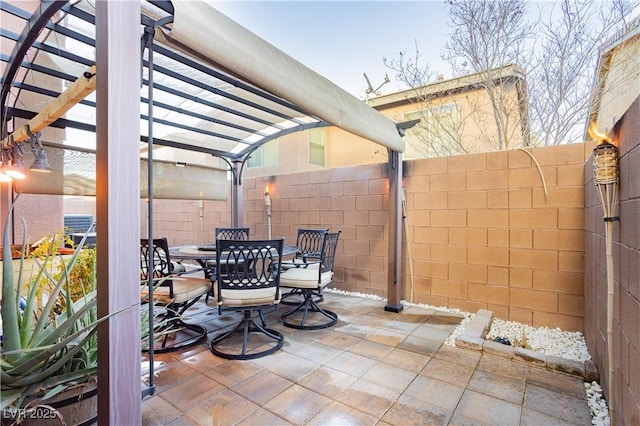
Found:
<box><xmin>169</xmin><ymin>242</ymin><xmax>298</xmax><ymax>277</ymax></box>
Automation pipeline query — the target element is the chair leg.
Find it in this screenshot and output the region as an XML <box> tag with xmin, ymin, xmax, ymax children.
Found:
<box><xmin>144</xmin><ymin>317</ymin><xmax>207</xmax><ymax>354</ymax></box>
<box><xmin>210</xmin><ymin>310</ymin><xmax>284</xmax><ymax>360</ymax></box>
<box><xmin>280</xmin><ymin>287</ymin><xmax>324</xmax><ymax>305</ymax></box>
<box><xmin>280</xmin><ymin>289</ymin><xmax>337</xmax><ymax>330</ymax></box>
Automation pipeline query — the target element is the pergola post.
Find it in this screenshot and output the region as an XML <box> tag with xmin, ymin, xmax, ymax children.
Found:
<box><xmin>385</xmin><ymin>149</ymin><xmax>404</xmax><ymax>312</ymax></box>
<box><xmin>231</xmin><ymin>159</ymin><xmax>244</xmax><ymax>227</ymax></box>
<box><xmin>95</xmin><ymin>1</ymin><xmax>141</xmax><ymax>424</ymax></box>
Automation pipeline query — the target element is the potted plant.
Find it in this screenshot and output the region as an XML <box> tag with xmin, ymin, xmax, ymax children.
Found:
<box><xmin>1</xmin><ymin>201</ymin><xmax>102</xmax><ymax>424</ymax></box>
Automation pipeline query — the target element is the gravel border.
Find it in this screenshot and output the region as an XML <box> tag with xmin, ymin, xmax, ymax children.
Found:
<box><xmin>455</xmin><ymin>309</ymin><xmax>599</xmax><ymax>381</ymax></box>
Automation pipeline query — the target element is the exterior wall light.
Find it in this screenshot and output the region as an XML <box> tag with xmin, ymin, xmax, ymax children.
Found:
<box><xmin>5</xmin><ymin>143</ymin><xmax>26</xmax><ymax>180</ymax></box>
<box><xmin>26</xmin><ymin>127</ymin><xmax>52</xmax><ymax>173</ymax></box>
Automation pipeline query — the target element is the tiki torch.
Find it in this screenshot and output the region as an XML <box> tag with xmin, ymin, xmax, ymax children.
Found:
<box><xmin>589</xmin><ymin>122</ymin><xmax>619</xmax><ymax>425</ymax></box>
<box><xmin>264</xmin><ymin>186</ymin><xmax>272</xmax><ymax>239</ymax></box>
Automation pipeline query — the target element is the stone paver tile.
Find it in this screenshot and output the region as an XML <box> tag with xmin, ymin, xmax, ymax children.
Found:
<box><xmin>448</xmin><ymin>412</ymin><xmax>492</xmax><ymax>426</ymax></box>
<box><xmin>231</xmin><ymin>369</ymin><xmax>294</xmax><ymax>405</ymax></box>
<box><xmin>328</xmin><ymin>351</ymin><xmax>377</xmax><ymax>377</ymax></box>
<box><xmin>141</xmin><ymin>395</ymin><xmax>182</xmax><ymax>426</ymax></box>
<box><xmin>353</xmin><ymin>314</ymin><xmax>390</xmax><ymax>328</ymax></box>
<box><xmin>280</xmin><ymin>334</ymin><xmax>315</xmax><ymax>354</ymax></box>
<box><xmin>520</xmin><ymin>407</ymin><xmax>583</xmax><ymax>426</ymax></box>
<box><xmin>426</xmin><ymin>312</ymin><xmax>464</xmax><ymax>327</ymax></box>
<box><xmin>293</xmin><ymin>342</ymin><xmax>343</xmax><ymax>365</ymax></box>
<box><xmin>411</xmin><ymin>323</ymin><xmax>456</xmax><ymax>341</ymax></box>
<box><xmin>420</xmin><ymin>356</ymin><xmax>475</xmax><ymax>387</ymax></box>
<box><xmin>381</xmin><ymin>394</ymin><xmax>453</xmax><ymax>426</ymax></box>
<box><xmin>203</xmin><ymin>359</ymin><xmax>262</xmax><ymax>388</ymax></box>
<box><xmin>297</xmin><ymin>366</ymin><xmax>358</xmax><ymax>399</ymax></box>
<box><xmin>236</xmin><ymin>407</ymin><xmax>293</xmax><ymax>426</ymax></box>
<box><xmin>252</xmin><ymin>350</ymin><xmax>320</xmax><ymax>382</ymax></box>
<box><xmin>159</xmin><ymin>373</ymin><xmax>225</xmax><ymax>410</ymax></box>
<box><xmin>453</xmin><ymin>389</ymin><xmax>522</xmax><ymax>425</ymax></box>
<box><xmin>335</xmin><ymin>378</ymin><xmax>398</xmax><ymax>418</ymax></box>
<box><xmin>349</xmin><ymin>299</ymin><xmax>385</xmax><ymax>313</ymax></box>
<box><xmin>467</xmin><ymin>369</ymin><xmax>526</xmax><ymax>405</ymax></box>
<box><xmin>165</xmin><ymin>414</ymin><xmax>200</xmax><ymax>426</ymax></box>
<box><xmin>365</xmin><ymin>329</ymin><xmax>406</xmax><ymax>347</ymax></box>
<box><xmin>399</xmin><ymin>306</ymin><xmax>436</xmax><ymax>320</ymax></box>
<box><xmin>349</xmin><ymin>339</ymin><xmax>394</xmax><ymax>360</ymax></box>
<box><xmin>165</xmin><ymin>341</ymin><xmax>210</xmax><ymax>361</ymax></box>
<box><xmin>523</xmin><ymin>383</ymin><xmax>591</xmax><ymax>425</ymax></box>
<box><xmin>397</xmin><ymin>335</ymin><xmax>443</xmax><ymax>356</ymax></box>
<box><xmin>384</xmin><ymin>318</ymin><xmax>423</xmax><ymax>334</ymax></box>
<box><xmin>381</xmin><ymin>348</ymin><xmax>431</xmax><ymax>373</ymax></box>
<box><xmin>526</xmin><ymin>365</ymin><xmax>588</xmax><ymax>397</ymax></box>
<box><xmin>148</xmin><ymin>359</ymin><xmax>201</xmax><ymax>393</ymax></box>
<box><xmin>179</xmin><ymin>349</ymin><xmax>226</xmax><ymax>372</ymax></box>
<box><xmin>187</xmin><ymin>389</ymin><xmax>259</xmax><ymax>426</ymax></box>
<box><xmin>307</xmin><ymin>401</ymin><xmax>377</xmax><ymax>426</ymax></box>
<box><xmin>433</xmin><ymin>345</ymin><xmax>481</xmax><ymax>367</ymax></box>
<box><xmin>334</xmin><ymin>323</ymin><xmax>375</xmax><ymax>339</ymax></box>
<box><xmin>360</xmin><ymin>362</ymin><xmax>416</xmax><ymax>393</ymax></box>
<box><xmin>318</xmin><ymin>331</ymin><xmax>362</xmax><ymax>349</ymax></box>
<box><xmin>263</xmin><ymin>384</ymin><xmax>332</xmax><ymax>425</ymax></box>
<box><xmin>403</xmin><ymin>376</ymin><xmax>465</xmax><ymax>411</ymax></box>
<box><xmin>476</xmin><ymin>352</ymin><xmax>528</xmax><ymax>380</ymax></box>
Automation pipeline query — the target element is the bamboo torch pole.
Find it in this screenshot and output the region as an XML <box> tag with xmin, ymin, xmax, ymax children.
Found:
<box><xmin>590</xmin><ymin>122</ymin><xmax>619</xmax><ymax>425</ymax></box>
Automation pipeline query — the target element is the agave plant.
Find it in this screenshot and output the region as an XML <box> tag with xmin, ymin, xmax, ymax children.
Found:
<box><xmin>1</xmin><ymin>200</ymin><xmax>105</xmax><ymax>410</ymax></box>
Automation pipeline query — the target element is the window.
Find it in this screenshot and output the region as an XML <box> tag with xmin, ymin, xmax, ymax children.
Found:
<box><xmin>404</xmin><ymin>103</ymin><xmax>460</xmax><ymax>158</ymax></box>
<box><xmin>308</xmin><ymin>128</ymin><xmax>325</xmax><ymax>166</ymax></box>
<box><xmin>247</xmin><ymin>140</ymin><xmax>279</xmax><ymax>168</ymax></box>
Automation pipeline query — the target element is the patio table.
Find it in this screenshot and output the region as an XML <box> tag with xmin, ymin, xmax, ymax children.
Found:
<box><xmin>169</xmin><ymin>243</ymin><xmax>297</xmax><ymax>277</ymax></box>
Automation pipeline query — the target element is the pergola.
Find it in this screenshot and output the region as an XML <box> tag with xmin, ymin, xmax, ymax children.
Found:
<box><xmin>1</xmin><ymin>1</ymin><xmax>409</xmax><ymax>422</ymax></box>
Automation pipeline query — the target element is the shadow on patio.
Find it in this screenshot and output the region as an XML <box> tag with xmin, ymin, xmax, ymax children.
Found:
<box><xmin>141</xmin><ymin>291</ymin><xmax>590</xmax><ymax>425</ymax></box>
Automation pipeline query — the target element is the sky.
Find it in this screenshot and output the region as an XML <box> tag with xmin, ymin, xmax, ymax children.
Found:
<box><xmin>210</xmin><ymin>0</ymin><xmax>640</xmax><ymax>102</ymax></box>
<box><xmin>212</xmin><ymin>1</ymin><xmax>453</xmax><ymax>100</ymax></box>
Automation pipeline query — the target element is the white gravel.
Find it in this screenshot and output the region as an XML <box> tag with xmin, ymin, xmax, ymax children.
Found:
<box><xmin>485</xmin><ymin>318</ymin><xmax>591</xmax><ymax>361</ymax></box>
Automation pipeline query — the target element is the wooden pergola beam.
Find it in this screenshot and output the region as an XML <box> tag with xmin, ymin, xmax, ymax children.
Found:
<box><xmin>2</xmin><ymin>66</ymin><xmax>97</xmax><ymax>149</ymax></box>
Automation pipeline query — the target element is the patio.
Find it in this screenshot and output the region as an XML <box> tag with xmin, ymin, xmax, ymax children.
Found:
<box><xmin>141</xmin><ymin>291</ymin><xmax>591</xmax><ymax>425</ymax></box>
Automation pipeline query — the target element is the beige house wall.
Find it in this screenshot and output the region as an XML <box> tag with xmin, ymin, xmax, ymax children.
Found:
<box><xmin>374</xmin><ymin>81</ymin><xmax>526</xmax><ymax>155</ymax></box>
<box><xmin>245</xmin><ymin>68</ymin><xmax>526</xmax><ymax>179</ymax></box>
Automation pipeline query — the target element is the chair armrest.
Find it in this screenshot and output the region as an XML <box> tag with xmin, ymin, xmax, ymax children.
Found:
<box><xmin>281</xmin><ymin>256</ymin><xmax>321</xmax><ymax>269</ymax></box>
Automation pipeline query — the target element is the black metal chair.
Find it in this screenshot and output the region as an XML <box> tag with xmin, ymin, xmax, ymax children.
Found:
<box><xmin>140</xmin><ymin>238</ymin><xmax>213</xmax><ymax>353</ymax></box>
<box><xmin>280</xmin><ymin>228</ymin><xmax>328</xmax><ymax>305</ymax></box>
<box><xmin>215</xmin><ymin>227</ymin><xmax>250</xmax><ymax>240</ymax></box>
<box><xmin>204</xmin><ymin>227</ymin><xmax>251</xmax><ymax>303</ymax></box>
<box><xmin>279</xmin><ymin>231</ymin><xmax>341</xmax><ymax>330</ymax></box>
<box><xmin>210</xmin><ymin>238</ymin><xmax>285</xmax><ymax>360</ymax></box>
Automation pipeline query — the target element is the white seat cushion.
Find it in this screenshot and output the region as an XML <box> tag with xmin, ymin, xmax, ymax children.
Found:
<box><xmin>220</xmin><ymin>286</ymin><xmax>279</xmax><ymax>307</ymax></box>
<box><xmin>280</xmin><ymin>267</ymin><xmax>333</xmax><ymax>289</ymax></box>
<box><xmin>141</xmin><ymin>277</ymin><xmax>212</xmax><ymax>304</ymax></box>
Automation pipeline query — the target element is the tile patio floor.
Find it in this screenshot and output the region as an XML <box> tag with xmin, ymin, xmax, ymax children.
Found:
<box><xmin>141</xmin><ymin>291</ymin><xmax>592</xmax><ymax>425</ymax></box>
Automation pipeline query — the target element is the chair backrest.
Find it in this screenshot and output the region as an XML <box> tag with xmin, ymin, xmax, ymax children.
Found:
<box><xmin>294</xmin><ymin>228</ymin><xmax>328</xmax><ymax>260</ymax></box>
<box><xmin>215</xmin><ymin>238</ymin><xmax>284</xmax><ymax>299</ymax></box>
<box><xmin>140</xmin><ymin>238</ymin><xmax>172</xmax><ymax>280</ymax></box>
<box><xmin>319</xmin><ymin>231</ymin><xmax>341</xmax><ymax>276</ymax></box>
<box><xmin>215</xmin><ymin>227</ymin><xmax>250</xmax><ymax>240</ymax></box>
<box><xmin>140</xmin><ymin>238</ymin><xmax>176</xmax><ymax>296</ymax></box>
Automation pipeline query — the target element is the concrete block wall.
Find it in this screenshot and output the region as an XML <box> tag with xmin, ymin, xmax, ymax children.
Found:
<box><xmin>228</xmin><ymin>143</ymin><xmax>594</xmax><ymax>332</ymax></box>
<box><xmin>584</xmin><ymin>95</ymin><xmax>640</xmax><ymax>424</ymax></box>
<box><xmin>399</xmin><ymin>144</ymin><xmax>594</xmax><ymax>332</ymax></box>
<box><xmin>48</xmin><ymin>142</ymin><xmax>595</xmax><ymax>333</ymax></box>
